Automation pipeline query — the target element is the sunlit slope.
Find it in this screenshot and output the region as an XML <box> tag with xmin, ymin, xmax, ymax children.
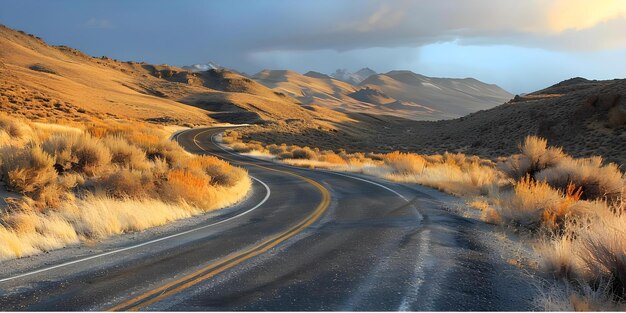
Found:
<box><xmin>360</xmin><ymin>70</ymin><xmax>513</xmax><ymax>118</ymax></box>
<box><xmin>0</xmin><ymin>25</ymin><xmax>212</xmax><ymax>124</ymax></box>
<box><xmin>253</xmin><ymin>69</ymin><xmax>358</xmax><ymax>105</ymax></box>
<box><xmin>252</xmin><ymin>69</ymin><xmax>443</xmax><ymax>120</ymax></box>
<box><xmin>0</xmin><ymin>25</ymin><xmax>329</xmax><ymax>126</ymax></box>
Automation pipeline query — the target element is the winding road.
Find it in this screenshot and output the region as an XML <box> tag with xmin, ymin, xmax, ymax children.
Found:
<box><xmin>0</xmin><ymin>127</ymin><xmax>536</xmax><ymax>311</ymax></box>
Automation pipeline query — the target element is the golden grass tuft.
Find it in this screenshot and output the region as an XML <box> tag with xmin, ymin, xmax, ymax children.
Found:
<box><xmin>384</xmin><ymin>151</ymin><xmax>426</xmax><ymax>174</ymax></box>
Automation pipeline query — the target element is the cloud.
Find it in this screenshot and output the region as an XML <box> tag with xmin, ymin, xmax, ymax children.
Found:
<box><xmin>545</xmin><ymin>0</ymin><xmax>626</xmax><ymax>32</ymax></box>
<box><xmin>83</xmin><ymin>18</ymin><xmax>113</xmax><ymax>29</ymax></box>
<box><xmin>248</xmin><ymin>0</ymin><xmax>626</xmax><ymax>53</ymax></box>
<box><xmin>337</xmin><ymin>3</ymin><xmax>405</xmax><ymax>32</ymax></box>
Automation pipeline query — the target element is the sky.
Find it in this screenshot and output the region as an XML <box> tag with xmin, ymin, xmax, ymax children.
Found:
<box><xmin>1</xmin><ymin>0</ymin><xmax>625</xmax><ymax>93</ymax></box>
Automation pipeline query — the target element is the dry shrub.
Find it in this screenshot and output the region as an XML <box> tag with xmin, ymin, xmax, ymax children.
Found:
<box><xmin>41</xmin><ymin>133</ymin><xmax>112</xmax><ymax>175</ymax></box>
<box><xmin>498</xmin><ymin>176</ymin><xmax>562</xmax><ymax>229</ymax></box>
<box><xmin>320</xmin><ymin>152</ymin><xmax>347</xmax><ymax>165</ymax></box>
<box><xmin>102</xmin><ymin>136</ymin><xmax>148</xmax><ymax>170</ymax></box>
<box><xmin>245</xmin><ymin>141</ymin><xmax>267</xmax><ymax>153</ymax></box>
<box><xmin>384</xmin><ymin>155</ymin><xmax>502</xmax><ymax>196</ymax></box>
<box><xmin>541</xmin><ymin>183</ymin><xmax>583</xmax><ymax>233</ymax></box>
<box><xmin>539</xmin><ymin>201</ymin><xmax>626</xmax><ymax>306</ymax></box>
<box><xmin>95</xmin><ymin>168</ymin><xmax>155</xmax><ymax>199</ymax></box>
<box><xmin>384</xmin><ymin>151</ymin><xmax>426</xmax><ymax>174</ymax></box>
<box><xmin>0</xmin><ymin>113</ymin><xmax>32</xmax><ymax>141</ymax></box>
<box><xmin>575</xmin><ymin>211</ymin><xmax>626</xmax><ymax>297</ymax></box>
<box><xmin>537</xmin><ymin>235</ymin><xmax>584</xmax><ymax>280</ymax></box>
<box><xmin>221</xmin><ymin>130</ymin><xmax>239</xmax><ymax>144</ymax></box>
<box><xmin>0</xmin><ymin>145</ymin><xmax>66</xmax><ymax>210</ymax></box>
<box><xmin>181</xmin><ymin>155</ymin><xmax>244</xmax><ymax>186</ymax></box>
<box><xmin>520</xmin><ymin>136</ymin><xmax>566</xmax><ymax>174</ymax></box>
<box><xmin>72</xmin><ymin>137</ymin><xmax>112</xmax><ymax>175</ymax></box>
<box><xmin>500</xmin><ymin>136</ymin><xmax>624</xmax><ymax>202</ymax></box>
<box><xmin>291</xmin><ymin>147</ymin><xmax>315</xmax><ymax>159</ymax></box>
<box><xmin>267</xmin><ymin>143</ymin><xmax>288</xmax><ymax>155</ymax></box>
<box><xmin>129</xmin><ymin>133</ymin><xmax>182</xmax><ymax>164</ymax></box>
<box><xmin>0</xmin><ymin>145</ymin><xmax>57</xmax><ymax>194</ymax></box>
<box><xmin>499</xmin><ymin>136</ymin><xmax>567</xmax><ymax>180</ymax></box>
<box><xmin>162</xmin><ymin>169</ymin><xmax>214</xmax><ymax>207</ymax></box>
<box><xmin>231</xmin><ymin>142</ymin><xmax>252</xmax><ymax>153</ymax></box>
<box><xmin>0</xmin><ymin>115</ymin><xmax>251</xmax><ymax>260</ymax></box>
<box><xmin>536</xmin><ymin>157</ymin><xmax>624</xmax><ymax>201</ymax></box>
<box><xmin>497</xmin><ymin>176</ymin><xmax>596</xmax><ymax>232</ymax></box>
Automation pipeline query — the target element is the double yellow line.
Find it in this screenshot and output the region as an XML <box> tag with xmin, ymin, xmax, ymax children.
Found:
<box><xmin>108</xmin><ymin>129</ymin><xmax>331</xmax><ymax>311</ymax></box>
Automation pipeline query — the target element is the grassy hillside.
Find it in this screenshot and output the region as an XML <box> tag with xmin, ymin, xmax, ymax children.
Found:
<box><xmin>239</xmin><ymin>78</ymin><xmax>626</xmax><ymax>166</ymax></box>
<box><xmin>0</xmin><ymin>24</ymin><xmax>335</xmax><ymax>127</ymax></box>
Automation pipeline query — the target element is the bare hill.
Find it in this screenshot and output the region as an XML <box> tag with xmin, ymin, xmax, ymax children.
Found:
<box><xmin>0</xmin><ymin>25</ymin><xmax>330</xmax><ymax>126</ymax></box>
<box><xmin>360</xmin><ymin>70</ymin><xmax>513</xmax><ymax>118</ymax></box>
<box><xmin>254</xmin><ymin>68</ymin><xmax>512</xmax><ymax>121</ymax></box>
<box><xmin>252</xmin><ymin>69</ymin><xmax>444</xmax><ymax>120</ymax></box>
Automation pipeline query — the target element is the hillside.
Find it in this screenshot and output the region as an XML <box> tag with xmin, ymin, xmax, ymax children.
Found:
<box><xmin>0</xmin><ymin>26</ymin><xmax>213</xmax><ymax>125</ymax></box>
<box><xmin>3</xmin><ymin>24</ymin><xmax>621</xmax><ymax>166</ymax></box>
<box><xmin>238</xmin><ymin>78</ymin><xmax>626</xmax><ymax>166</ymax></box>
<box><xmin>253</xmin><ymin>69</ymin><xmax>512</xmax><ymax>120</ymax></box>
<box><xmin>252</xmin><ymin>69</ymin><xmax>444</xmax><ymax>120</ymax></box>
<box><xmin>360</xmin><ymin>70</ymin><xmax>513</xmax><ymax>118</ymax></box>
<box><xmin>0</xmin><ymin>25</ymin><xmax>331</xmax><ymax>127</ymax></box>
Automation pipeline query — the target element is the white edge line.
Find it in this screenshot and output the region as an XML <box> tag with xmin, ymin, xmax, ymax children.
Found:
<box><xmin>208</xmin><ymin>131</ymin><xmax>409</xmax><ymax>202</ymax></box>
<box><xmin>0</xmin><ymin>133</ymin><xmax>271</xmax><ymax>283</ymax></box>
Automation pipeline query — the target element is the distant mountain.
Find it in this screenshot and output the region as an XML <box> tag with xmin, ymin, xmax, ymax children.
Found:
<box><xmin>359</xmin><ymin>70</ymin><xmax>513</xmax><ymax>118</ymax></box>
<box><xmin>354</xmin><ymin>67</ymin><xmax>377</xmax><ymax>80</ymax></box>
<box><xmin>252</xmin><ymin>69</ymin><xmax>358</xmax><ymax>105</ymax></box>
<box><xmin>330</xmin><ymin>68</ymin><xmax>376</xmax><ymax>85</ymax></box>
<box><xmin>182</xmin><ymin>61</ymin><xmax>222</xmax><ymax>72</ymax></box>
<box><xmin>304</xmin><ymin>71</ymin><xmax>333</xmax><ymax>80</ymax></box>
<box><xmin>252</xmin><ymin>69</ymin><xmax>443</xmax><ymax>119</ymax></box>
<box><xmin>252</xmin><ymin>69</ymin><xmax>513</xmax><ymax>120</ymax></box>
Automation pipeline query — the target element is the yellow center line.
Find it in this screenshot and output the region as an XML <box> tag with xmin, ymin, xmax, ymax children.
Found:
<box><xmin>107</xmin><ymin>128</ymin><xmax>331</xmax><ymax>311</ymax></box>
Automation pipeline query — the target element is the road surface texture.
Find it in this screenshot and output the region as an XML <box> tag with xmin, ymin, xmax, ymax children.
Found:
<box><xmin>0</xmin><ymin>127</ymin><xmax>537</xmax><ymax>311</ymax></box>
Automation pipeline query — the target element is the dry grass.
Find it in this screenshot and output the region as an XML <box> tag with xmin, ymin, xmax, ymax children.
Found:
<box><xmin>0</xmin><ymin>114</ymin><xmax>251</xmax><ymax>260</ymax></box>
<box><xmin>221</xmin><ymin>132</ymin><xmax>626</xmax><ymax>308</ymax></box>
<box><xmin>223</xmin><ymin>130</ymin><xmax>504</xmax><ymax>197</ymax></box>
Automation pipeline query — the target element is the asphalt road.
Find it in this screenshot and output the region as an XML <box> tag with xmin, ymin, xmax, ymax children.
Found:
<box><xmin>0</xmin><ymin>127</ymin><xmax>536</xmax><ymax>311</ymax></box>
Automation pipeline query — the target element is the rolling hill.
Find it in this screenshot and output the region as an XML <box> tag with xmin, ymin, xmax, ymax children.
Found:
<box><xmin>0</xmin><ymin>24</ymin><xmax>337</xmax><ymax>127</ymax></box>
<box><xmin>252</xmin><ymin>69</ymin><xmax>445</xmax><ymax>120</ymax></box>
<box><xmin>239</xmin><ymin>77</ymin><xmax>626</xmax><ymax>166</ymax></box>
<box><xmin>4</xmin><ymin>23</ymin><xmax>621</xmax><ymax>166</ymax></box>
<box><xmin>253</xmin><ymin>68</ymin><xmax>512</xmax><ymax>120</ymax></box>
<box><xmin>359</xmin><ymin>70</ymin><xmax>513</xmax><ymax>118</ymax></box>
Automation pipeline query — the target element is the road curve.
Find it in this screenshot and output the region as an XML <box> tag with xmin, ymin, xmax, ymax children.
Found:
<box><xmin>0</xmin><ymin>127</ymin><xmax>536</xmax><ymax>311</ymax></box>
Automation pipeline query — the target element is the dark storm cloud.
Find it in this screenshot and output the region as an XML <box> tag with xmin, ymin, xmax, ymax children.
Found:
<box><xmin>0</xmin><ymin>0</ymin><xmax>624</xmax><ymax>92</ymax></box>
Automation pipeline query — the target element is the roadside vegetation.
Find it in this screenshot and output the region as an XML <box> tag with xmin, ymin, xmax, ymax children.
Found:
<box><xmin>221</xmin><ymin>130</ymin><xmax>625</xmax><ymax>310</ymax></box>
<box><xmin>0</xmin><ymin>115</ymin><xmax>250</xmax><ymax>260</ymax></box>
